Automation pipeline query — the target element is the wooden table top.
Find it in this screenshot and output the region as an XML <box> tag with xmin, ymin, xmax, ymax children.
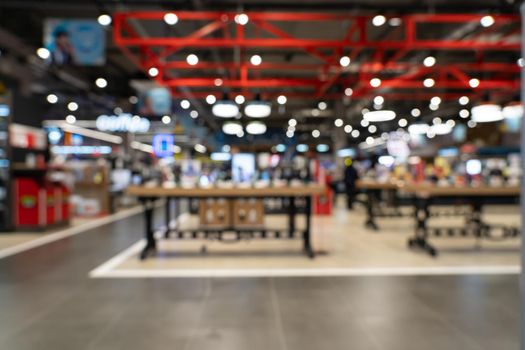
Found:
<box><xmin>356</xmin><ymin>180</ymin><xmax>400</xmax><ymax>190</ymax></box>
<box><xmin>398</xmin><ymin>184</ymin><xmax>521</xmax><ymax>197</ymax></box>
<box><xmin>126</xmin><ymin>184</ymin><xmax>326</xmax><ymax>198</ymax></box>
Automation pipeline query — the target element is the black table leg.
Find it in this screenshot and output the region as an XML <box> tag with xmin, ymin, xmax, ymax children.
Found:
<box><xmin>140</xmin><ymin>199</ymin><xmax>157</xmax><ymax>260</ymax></box>
<box><xmin>408</xmin><ymin>197</ymin><xmax>437</xmax><ymax>257</ymax></box>
<box><xmin>164</xmin><ymin>198</ymin><xmax>172</xmax><ymax>238</ymax></box>
<box><xmin>304</xmin><ymin>196</ymin><xmax>314</xmax><ymax>258</ymax></box>
<box><xmin>288</xmin><ymin>196</ymin><xmax>296</xmax><ymax>238</ymax></box>
<box><xmin>364</xmin><ymin>191</ymin><xmax>379</xmax><ymax>230</ymax></box>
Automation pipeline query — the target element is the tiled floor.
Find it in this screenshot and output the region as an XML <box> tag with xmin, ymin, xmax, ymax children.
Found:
<box><xmin>0</xmin><ymin>201</ymin><xmax>520</xmax><ymax>349</ymax></box>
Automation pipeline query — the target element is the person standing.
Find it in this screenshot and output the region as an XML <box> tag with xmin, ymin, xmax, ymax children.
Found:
<box><xmin>344</xmin><ymin>158</ymin><xmax>358</xmax><ymax>209</ymax></box>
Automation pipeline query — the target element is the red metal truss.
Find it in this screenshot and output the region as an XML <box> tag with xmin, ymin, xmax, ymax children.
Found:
<box><xmin>113</xmin><ymin>11</ymin><xmax>521</xmax><ymax>100</ymax></box>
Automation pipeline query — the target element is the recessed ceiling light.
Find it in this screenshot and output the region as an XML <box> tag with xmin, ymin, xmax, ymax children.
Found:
<box><xmin>180</xmin><ymin>99</ymin><xmax>190</xmax><ymax>109</ymax></box>
<box><xmin>459</xmin><ymin>96</ymin><xmax>470</xmax><ymax>105</ymax></box>
<box><xmin>411</xmin><ymin>108</ymin><xmax>421</xmax><ymax>117</ymax></box>
<box><xmin>351</xmin><ymin>129</ymin><xmax>360</xmax><ymax>138</ymax></box>
<box><xmin>129</xmin><ymin>96</ymin><xmax>138</xmax><ymax>104</ymax></box>
<box><xmin>46</xmin><ymin>94</ymin><xmax>58</xmax><ymax>104</ymax></box>
<box><xmin>339</xmin><ymin>56</ymin><xmax>351</xmax><ymax>67</ymax></box>
<box><xmin>372</xmin><ymin>15</ymin><xmax>386</xmax><ymax>26</ymax></box>
<box><xmin>373</xmin><ymin>96</ymin><xmax>384</xmax><ymax>105</ymax></box>
<box><xmin>433</xmin><ymin>117</ymin><xmax>442</xmax><ymax>124</ymax></box>
<box><xmin>368</xmin><ymin>125</ymin><xmax>377</xmax><ymax>133</ymax></box>
<box><xmin>235</xmin><ymin>95</ymin><xmax>245</xmax><ymax>104</ymax></box>
<box><xmin>459</xmin><ymin>109</ymin><xmax>470</xmax><ymax>118</ymax></box>
<box><xmin>389</xmin><ymin>17</ymin><xmax>402</xmax><ymax>26</ymax></box>
<box><xmin>186</xmin><ymin>54</ymin><xmax>199</xmax><ymax>66</ymax></box>
<box><xmin>65</xmin><ymin>114</ymin><xmax>76</xmax><ymax>124</ymax></box>
<box><xmin>423</xmin><ymin>78</ymin><xmax>435</xmax><ymax>87</ymax></box>
<box><xmin>429</xmin><ymin>104</ymin><xmax>439</xmax><ymax>111</ymax></box>
<box><xmin>36</xmin><ymin>47</ymin><xmax>50</xmax><ymax>59</ymax></box>
<box><xmin>190</xmin><ymin>110</ymin><xmax>199</xmax><ymax>119</ymax></box>
<box><xmin>277</xmin><ymin>95</ymin><xmax>287</xmax><ymax>105</ymax></box>
<box><xmin>67</xmin><ymin>102</ymin><xmax>78</xmax><ymax>111</ymax></box>
<box><xmin>289</xmin><ymin>119</ymin><xmax>297</xmax><ymax>127</ymax></box>
<box><xmin>312</xmin><ymin>109</ymin><xmax>320</xmax><ymax>117</ymax></box>
<box><xmin>344</xmin><ymin>88</ymin><xmax>353</xmax><ymax>96</ymax></box>
<box><xmin>95</xmin><ymin>78</ymin><xmax>107</xmax><ymax>88</ymax></box>
<box><xmin>162</xmin><ymin>115</ymin><xmax>171</xmax><ymax>124</ymax></box>
<box><xmin>234</xmin><ymin>13</ymin><xmax>249</xmax><ymax>25</ymax></box>
<box><xmin>423</xmin><ymin>56</ymin><xmax>436</xmax><ymax>67</ymax></box>
<box><xmin>214</xmin><ymin>78</ymin><xmax>223</xmax><ymax>87</ymax></box>
<box><xmin>206</xmin><ymin>95</ymin><xmax>216</xmax><ymax>104</ymax></box>
<box><xmin>312</xmin><ymin>129</ymin><xmax>320</xmax><ymax>138</ymax></box>
<box><xmin>344</xmin><ymin>125</ymin><xmax>353</xmax><ymax>133</ymax></box>
<box><xmin>361</xmin><ymin>119</ymin><xmax>369</xmax><ymax>127</ymax></box>
<box><xmin>334</xmin><ymin>118</ymin><xmax>344</xmax><ymax>127</ymax></box>
<box><xmin>164</xmin><ymin>13</ymin><xmax>179</xmax><ymax>25</ymax></box>
<box><xmin>430</xmin><ymin>96</ymin><xmax>441</xmax><ymax>105</ymax></box>
<box><xmin>148</xmin><ymin>67</ymin><xmax>159</xmax><ymax>77</ymax></box>
<box><xmin>469</xmin><ymin>78</ymin><xmax>480</xmax><ymax>88</ymax></box>
<box><xmin>398</xmin><ymin>118</ymin><xmax>408</xmax><ymax>127</ymax></box>
<box><xmin>97</xmin><ymin>14</ymin><xmax>112</xmax><ymax>26</ymax></box>
<box><xmin>250</xmin><ymin>55</ymin><xmax>262</xmax><ymax>66</ymax></box>
<box><xmin>318</xmin><ymin>101</ymin><xmax>327</xmax><ymax>110</ymax></box>
<box><xmin>370</xmin><ymin>78</ymin><xmax>382</xmax><ymax>87</ymax></box>
<box><xmin>286</xmin><ymin>130</ymin><xmax>294</xmax><ymax>138</ymax></box>
<box><xmin>468</xmin><ymin>120</ymin><xmax>477</xmax><ymax>128</ymax></box>
<box><xmin>518</xmin><ymin>58</ymin><xmax>524</xmax><ymax>68</ymax></box>
<box><xmin>480</xmin><ymin>15</ymin><xmax>495</xmax><ymax>28</ymax></box>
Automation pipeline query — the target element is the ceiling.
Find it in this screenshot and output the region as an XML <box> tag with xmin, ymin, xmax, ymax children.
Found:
<box><xmin>0</xmin><ymin>0</ymin><xmax>522</xmax><ymax>150</ymax></box>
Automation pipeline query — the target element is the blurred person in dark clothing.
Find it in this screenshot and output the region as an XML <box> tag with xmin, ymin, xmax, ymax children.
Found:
<box><xmin>344</xmin><ymin>158</ymin><xmax>358</xmax><ymax>209</ymax></box>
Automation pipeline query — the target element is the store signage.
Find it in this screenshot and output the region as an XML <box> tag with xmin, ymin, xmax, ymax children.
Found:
<box><xmin>96</xmin><ymin>114</ymin><xmax>150</xmax><ymax>133</ymax></box>
<box><xmin>152</xmin><ymin>134</ymin><xmax>174</xmax><ymax>158</ymax></box>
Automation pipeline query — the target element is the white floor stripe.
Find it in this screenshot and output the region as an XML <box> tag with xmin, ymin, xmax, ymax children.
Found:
<box><xmin>0</xmin><ymin>205</ymin><xmax>145</xmax><ymax>260</ymax></box>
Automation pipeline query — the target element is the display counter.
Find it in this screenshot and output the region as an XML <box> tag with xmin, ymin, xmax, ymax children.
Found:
<box><xmin>127</xmin><ymin>184</ymin><xmax>325</xmax><ymax>260</ymax></box>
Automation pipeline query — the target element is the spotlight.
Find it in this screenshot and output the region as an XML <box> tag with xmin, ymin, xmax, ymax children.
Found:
<box><xmin>423</xmin><ymin>56</ymin><xmax>436</xmax><ymax>67</ymax></box>
<box><xmin>469</xmin><ymin>78</ymin><xmax>480</xmax><ymax>88</ymax></box>
<box><xmin>370</xmin><ymin>78</ymin><xmax>381</xmax><ymax>87</ymax></box>
<box><xmin>334</xmin><ymin>119</ymin><xmax>344</xmax><ymax>127</ymax></box>
<box><xmin>372</xmin><ymin>15</ymin><xmax>387</xmax><ymax>26</ymax></box>
<box><xmin>339</xmin><ymin>56</ymin><xmax>351</xmax><ymax>67</ymax></box>
<box><xmin>186</xmin><ymin>54</ymin><xmax>199</xmax><ymax>66</ymax></box>
<box><xmin>65</xmin><ymin>115</ymin><xmax>76</xmax><ymax>124</ymax></box>
<box><xmin>459</xmin><ymin>96</ymin><xmax>470</xmax><ymax>105</ymax></box>
<box><xmin>480</xmin><ymin>15</ymin><xmax>495</xmax><ymax>27</ymax></box>
<box><xmin>180</xmin><ymin>99</ymin><xmax>190</xmax><ymax>109</ymax></box>
<box><xmin>277</xmin><ymin>95</ymin><xmax>287</xmax><ymax>105</ymax></box>
<box><xmin>36</xmin><ymin>47</ymin><xmax>50</xmax><ymax>59</ymax></box>
<box><xmin>148</xmin><ymin>67</ymin><xmax>159</xmax><ymax>77</ymax></box>
<box><xmin>95</xmin><ymin>78</ymin><xmax>107</xmax><ymax>88</ymax></box>
<box><xmin>67</xmin><ymin>102</ymin><xmax>78</xmax><ymax>111</ymax></box>
<box><xmin>234</xmin><ymin>13</ymin><xmax>249</xmax><ymax>25</ymax></box>
<box><xmin>190</xmin><ymin>110</ymin><xmax>198</xmax><ymax>119</ymax></box>
<box><xmin>318</xmin><ymin>101</ymin><xmax>327</xmax><ymax>110</ymax></box>
<box><xmin>411</xmin><ymin>108</ymin><xmax>421</xmax><ymax>117</ymax></box>
<box><xmin>47</xmin><ymin>94</ymin><xmax>58</xmax><ymax>104</ymax></box>
<box><xmin>162</xmin><ymin>115</ymin><xmax>171</xmax><ymax>124</ymax></box>
<box><xmin>97</xmin><ymin>14</ymin><xmax>112</xmax><ymax>26</ymax></box>
<box><xmin>423</xmin><ymin>78</ymin><xmax>435</xmax><ymax>87</ymax></box>
<box><xmin>312</xmin><ymin>129</ymin><xmax>320</xmax><ymax>138</ymax></box>
<box><xmin>164</xmin><ymin>13</ymin><xmax>179</xmax><ymax>25</ymax></box>
<box><xmin>206</xmin><ymin>95</ymin><xmax>217</xmax><ymax>104</ymax></box>
<box><xmin>235</xmin><ymin>95</ymin><xmax>245</xmax><ymax>104</ymax></box>
<box><xmin>344</xmin><ymin>88</ymin><xmax>353</xmax><ymax>96</ymax></box>
<box><xmin>250</xmin><ymin>55</ymin><xmax>262</xmax><ymax>66</ymax></box>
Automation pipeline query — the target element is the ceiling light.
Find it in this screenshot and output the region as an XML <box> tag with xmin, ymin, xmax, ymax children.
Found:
<box><xmin>277</xmin><ymin>95</ymin><xmax>287</xmax><ymax>105</ymax></box>
<box><xmin>429</xmin><ymin>104</ymin><xmax>439</xmax><ymax>111</ymax></box>
<box><xmin>502</xmin><ymin>104</ymin><xmax>523</xmax><ymax>119</ymax></box>
<box><xmin>98</xmin><ymin>14</ymin><xmax>112</xmax><ymax>26</ymax></box>
<box><xmin>459</xmin><ymin>109</ymin><xmax>470</xmax><ymax>118</ymax></box>
<box><xmin>162</xmin><ymin>115</ymin><xmax>171</xmax><ymax>124</ymax></box>
<box><xmin>312</xmin><ymin>109</ymin><xmax>320</xmax><ymax>117</ymax></box>
<box><xmin>339</xmin><ymin>56</ymin><xmax>351</xmax><ymax>67</ymax></box>
<box><xmin>286</xmin><ymin>130</ymin><xmax>294</xmax><ymax>138</ymax></box>
<box><xmin>398</xmin><ymin>118</ymin><xmax>408</xmax><ymax>127</ymax></box>
<box><xmin>206</xmin><ymin>95</ymin><xmax>217</xmax><ymax>104</ymax></box>
<box><xmin>296</xmin><ymin>144</ymin><xmax>309</xmax><ymax>152</ymax></box>
<box><xmin>344</xmin><ymin>125</ymin><xmax>352</xmax><ymax>133</ymax></box>
<box><xmin>363</xmin><ymin>110</ymin><xmax>396</xmax><ymax>122</ymax></box>
<box><xmin>276</xmin><ymin>144</ymin><xmax>286</xmax><ymax>152</ymax></box>
<box><xmin>65</xmin><ymin>115</ymin><xmax>76</xmax><ymax>124</ymax></box>
<box><xmin>471</xmin><ymin>103</ymin><xmax>503</xmax><ymax>123</ymax></box>
<box><xmin>446</xmin><ymin>119</ymin><xmax>456</xmax><ymax>127</ymax></box>
<box><xmin>361</xmin><ymin>119</ymin><xmax>369</xmax><ymax>127</ymax></box>
<box><xmin>423</xmin><ymin>78</ymin><xmax>435</xmax><ymax>87</ymax></box>
<box><xmin>408</xmin><ymin>123</ymin><xmax>430</xmax><ymax>135</ymax></box>
<box><xmin>214</xmin><ymin>78</ymin><xmax>223</xmax><ymax>87</ymax></box>
<box><xmin>361</xmin><ymin>108</ymin><xmax>370</xmax><ymax>115</ymax></box>
<box><xmin>67</xmin><ymin>102</ymin><xmax>78</xmax><ymax>111</ymax></box>
<box><xmin>518</xmin><ymin>58</ymin><xmax>524</xmax><ymax>68</ymax></box>
<box><xmin>212</xmin><ymin>100</ymin><xmax>240</xmax><ymax>118</ymax></box>
<box><xmin>459</xmin><ymin>96</ymin><xmax>469</xmax><ymax>105</ymax></box>
<box><xmin>480</xmin><ymin>15</ymin><xmax>495</xmax><ymax>27</ymax></box>
<box><xmin>190</xmin><ymin>110</ymin><xmax>198</xmax><ymax>119</ymax></box>
<box><xmin>468</xmin><ymin>120</ymin><xmax>477</xmax><ymax>128</ymax></box>
<box><xmin>334</xmin><ymin>118</ymin><xmax>343</xmax><ymax>127</ymax></box>
<box><xmin>246</xmin><ymin>121</ymin><xmax>267</xmax><ymax>135</ymax></box>
<box><xmin>372</xmin><ymin>15</ymin><xmax>387</xmax><ymax>26</ymax></box>
<box><xmin>373</xmin><ymin>96</ymin><xmax>384</xmax><ymax>105</ymax></box>
<box><xmin>318</xmin><ymin>101</ymin><xmax>327</xmax><ymax>110</ymax></box>
<box><xmin>95</xmin><ymin>78</ymin><xmax>107</xmax><ymax>88</ymax></box>
<box><xmin>36</xmin><ymin>47</ymin><xmax>50</xmax><ymax>59</ymax></box>
<box><xmin>245</xmin><ymin>101</ymin><xmax>271</xmax><ymax>118</ymax></box>
<box><xmin>366</xmin><ymin>136</ymin><xmax>374</xmax><ymax>145</ymax></box>
<box><xmin>430</xmin><ymin>96</ymin><xmax>441</xmax><ymax>105</ymax></box>
<box><xmin>250</xmin><ymin>55</ymin><xmax>262</xmax><ymax>66</ymax></box>
<box><xmin>423</xmin><ymin>56</ymin><xmax>436</xmax><ymax>67</ymax></box>
<box><xmin>351</xmin><ymin>129</ymin><xmax>360</xmax><ymax>138</ymax></box>
<box><xmin>389</xmin><ymin>17</ymin><xmax>402</xmax><ymax>26</ymax></box>
<box><xmin>312</xmin><ymin>129</ymin><xmax>320</xmax><ymax>138</ymax></box>
<box><xmin>469</xmin><ymin>78</ymin><xmax>480</xmax><ymax>88</ymax></box>
<box><xmin>186</xmin><ymin>54</ymin><xmax>199</xmax><ymax>66</ymax></box>
<box><xmin>235</xmin><ymin>95</ymin><xmax>245</xmax><ymax>104</ymax></box>
<box><xmin>222</xmin><ymin>121</ymin><xmax>243</xmax><ymax>135</ymax></box>
<box><xmin>288</xmin><ymin>118</ymin><xmax>297</xmax><ymax>127</ymax></box>
<box><xmin>316</xmin><ymin>144</ymin><xmax>329</xmax><ymax>152</ymax></box>
<box><xmin>234</xmin><ymin>13</ymin><xmax>249</xmax><ymax>25</ymax></box>
<box><xmin>345</xmin><ymin>88</ymin><xmax>353</xmax><ymax>96</ymax></box>
<box><xmin>430</xmin><ymin>123</ymin><xmax>452</xmax><ymax>135</ymax></box>
<box><xmin>129</xmin><ymin>96</ymin><xmax>138</xmax><ymax>104</ymax></box>
<box><xmin>164</xmin><ymin>13</ymin><xmax>179</xmax><ymax>25</ymax></box>
<box><xmin>370</xmin><ymin>78</ymin><xmax>382</xmax><ymax>87</ymax></box>
<box><xmin>426</xmin><ymin>130</ymin><xmax>436</xmax><ymax>139</ymax></box>
<box><xmin>433</xmin><ymin>117</ymin><xmax>442</xmax><ymax>124</ymax></box>
<box><xmin>237</xmin><ymin>130</ymin><xmax>245</xmax><ymax>138</ymax></box>
<box><xmin>113</xmin><ymin>107</ymin><xmax>122</xmax><ymax>115</ymax></box>
<box><xmin>381</xmin><ymin>132</ymin><xmax>389</xmax><ymax>140</ymax></box>
<box><xmin>180</xmin><ymin>99</ymin><xmax>190</xmax><ymax>109</ymax></box>
<box><xmin>368</xmin><ymin>125</ymin><xmax>377</xmax><ymax>133</ymax></box>
<box><xmin>46</xmin><ymin>94</ymin><xmax>58</xmax><ymax>104</ymax></box>
<box><xmin>148</xmin><ymin>67</ymin><xmax>159</xmax><ymax>77</ymax></box>
<box><xmin>411</xmin><ymin>108</ymin><xmax>421</xmax><ymax>117</ymax></box>
<box><xmin>194</xmin><ymin>144</ymin><xmax>207</xmax><ymax>153</ymax></box>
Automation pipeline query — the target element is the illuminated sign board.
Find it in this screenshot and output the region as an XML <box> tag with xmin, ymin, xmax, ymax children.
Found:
<box><xmin>152</xmin><ymin>134</ymin><xmax>174</xmax><ymax>158</ymax></box>
<box><xmin>96</xmin><ymin>114</ymin><xmax>150</xmax><ymax>133</ymax></box>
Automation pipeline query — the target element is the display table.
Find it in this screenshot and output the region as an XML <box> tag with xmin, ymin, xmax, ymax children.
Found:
<box><xmin>400</xmin><ymin>184</ymin><xmax>521</xmax><ymax>257</ymax></box>
<box><xmin>356</xmin><ymin>180</ymin><xmax>403</xmax><ymax>230</ymax></box>
<box><xmin>126</xmin><ymin>184</ymin><xmax>325</xmax><ymax>260</ymax></box>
